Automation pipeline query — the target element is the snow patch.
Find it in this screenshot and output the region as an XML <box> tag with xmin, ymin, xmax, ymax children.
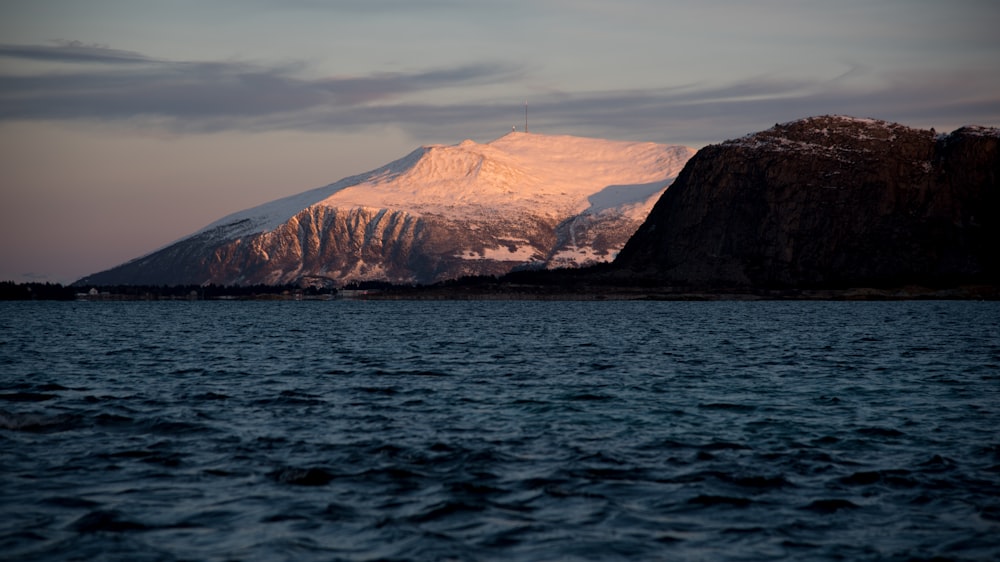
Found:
<box><xmin>549</xmin><ymin>246</ymin><xmax>611</xmax><ymax>264</ymax></box>
<box><xmin>952</xmin><ymin>125</ymin><xmax>1000</xmax><ymax>138</ymax></box>
<box><xmin>457</xmin><ymin>245</ymin><xmax>540</xmax><ymax>262</ymax></box>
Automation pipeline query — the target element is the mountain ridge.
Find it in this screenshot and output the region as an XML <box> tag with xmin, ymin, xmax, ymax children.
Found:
<box><xmin>76</xmin><ymin>132</ymin><xmax>694</xmax><ymax>287</ymax></box>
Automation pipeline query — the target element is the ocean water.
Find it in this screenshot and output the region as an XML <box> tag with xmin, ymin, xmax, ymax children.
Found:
<box><xmin>1</xmin><ymin>300</ymin><xmax>998</xmax><ymax>561</ymax></box>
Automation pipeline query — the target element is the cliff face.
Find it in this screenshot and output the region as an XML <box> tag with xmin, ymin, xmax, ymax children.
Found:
<box><xmin>74</xmin><ymin>206</ymin><xmax>566</xmax><ymax>287</ymax></box>
<box><xmin>614</xmin><ymin>116</ymin><xmax>1000</xmax><ymax>288</ymax></box>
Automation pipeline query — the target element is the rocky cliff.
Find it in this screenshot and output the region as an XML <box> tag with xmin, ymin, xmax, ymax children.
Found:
<box><xmin>612</xmin><ymin>116</ymin><xmax>999</xmax><ymax>288</ymax></box>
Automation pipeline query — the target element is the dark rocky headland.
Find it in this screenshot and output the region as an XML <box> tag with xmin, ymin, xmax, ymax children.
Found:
<box><xmin>614</xmin><ymin>116</ymin><xmax>999</xmax><ymax>287</ymax></box>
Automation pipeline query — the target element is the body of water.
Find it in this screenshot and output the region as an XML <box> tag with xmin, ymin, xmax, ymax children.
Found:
<box><xmin>2</xmin><ymin>300</ymin><xmax>999</xmax><ymax>561</ymax></box>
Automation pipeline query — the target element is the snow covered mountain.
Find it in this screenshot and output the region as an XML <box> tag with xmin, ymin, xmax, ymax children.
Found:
<box><xmin>76</xmin><ymin>132</ymin><xmax>694</xmax><ymax>287</ymax></box>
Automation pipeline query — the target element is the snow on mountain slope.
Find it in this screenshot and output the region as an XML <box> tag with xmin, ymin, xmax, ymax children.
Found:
<box><xmin>201</xmin><ymin>132</ymin><xmax>691</xmax><ymax>236</ymax></box>
<box><xmin>321</xmin><ymin>133</ymin><xmax>690</xmax><ymax>219</ymax></box>
<box><xmin>193</xmin><ymin>147</ymin><xmax>426</xmax><ymax>241</ymax></box>
<box><xmin>77</xmin><ymin>132</ymin><xmax>695</xmax><ymax>287</ymax></box>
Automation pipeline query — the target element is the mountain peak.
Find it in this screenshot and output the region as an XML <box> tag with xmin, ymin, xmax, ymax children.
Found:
<box><xmin>723</xmin><ymin>114</ymin><xmax>935</xmax><ymax>155</ymax></box>
<box><xmin>316</xmin><ymin>132</ymin><xmax>695</xmax><ymax>220</ymax></box>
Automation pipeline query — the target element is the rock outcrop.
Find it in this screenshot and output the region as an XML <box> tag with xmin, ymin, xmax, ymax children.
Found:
<box><xmin>612</xmin><ymin>116</ymin><xmax>999</xmax><ymax>288</ymax></box>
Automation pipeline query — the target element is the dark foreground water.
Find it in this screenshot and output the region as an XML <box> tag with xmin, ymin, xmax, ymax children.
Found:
<box><xmin>1</xmin><ymin>300</ymin><xmax>998</xmax><ymax>561</ymax></box>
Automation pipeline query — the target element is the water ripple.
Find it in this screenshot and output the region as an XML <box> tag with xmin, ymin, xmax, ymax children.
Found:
<box><xmin>1</xmin><ymin>300</ymin><xmax>998</xmax><ymax>561</ymax></box>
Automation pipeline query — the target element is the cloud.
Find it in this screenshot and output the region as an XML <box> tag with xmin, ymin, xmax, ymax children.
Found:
<box><xmin>0</xmin><ymin>42</ymin><xmax>520</xmax><ymax>122</ymax></box>
<box><xmin>256</xmin><ymin>0</ymin><xmax>474</xmax><ymax>13</ymax></box>
<box><xmin>321</xmin><ymin>71</ymin><xmax>999</xmax><ymax>145</ymax></box>
<box><xmin>314</xmin><ymin>64</ymin><xmax>523</xmax><ymax>105</ymax></box>
<box><xmin>0</xmin><ymin>41</ymin><xmax>155</xmax><ymax>64</ymax></box>
<box><xmin>1</xmin><ymin>42</ymin><xmax>997</xmax><ymax>145</ymax></box>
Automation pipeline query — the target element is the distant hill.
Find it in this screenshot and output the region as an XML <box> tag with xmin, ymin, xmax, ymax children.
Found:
<box><xmin>75</xmin><ymin>133</ymin><xmax>693</xmax><ymax>287</ymax></box>
<box><xmin>610</xmin><ymin>116</ymin><xmax>1000</xmax><ymax>289</ymax></box>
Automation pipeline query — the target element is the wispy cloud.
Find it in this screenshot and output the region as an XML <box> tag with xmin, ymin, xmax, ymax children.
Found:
<box><xmin>1</xmin><ymin>42</ymin><xmax>997</xmax><ymax>144</ymax></box>
<box><xmin>0</xmin><ymin>42</ymin><xmax>521</xmax><ymax>123</ymax></box>
<box><xmin>0</xmin><ymin>41</ymin><xmax>156</xmax><ymax>64</ymax></box>
<box><xmin>536</xmin><ymin>72</ymin><xmax>1000</xmax><ymax>144</ymax></box>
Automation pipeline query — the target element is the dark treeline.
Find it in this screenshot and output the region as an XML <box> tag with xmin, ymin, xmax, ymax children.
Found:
<box><xmin>0</xmin><ymin>282</ymin><xmax>77</xmax><ymax>300</ymax></box>
<box><xmin>354</xmin><ymin>265</ymin><xmax>624</xmax><ymax>297</ymax></box>
<box><xmin>0</xmin><ymin>269</ymin><xmax>613</xmax><ymax>301</ymax></box>
<box><xmin>0</xmin><ymin>281</ymin><xmax>336</xmax><ymax>301</ymax></box>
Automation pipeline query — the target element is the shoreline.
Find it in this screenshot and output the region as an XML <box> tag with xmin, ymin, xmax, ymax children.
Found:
<box><xmin>360</xmin><ymin>284</ymin><xmax>1000</xmax><ymax>301</ymax></box>
<box><xmin>4</xmin><ymin>282</ymin><xmax>997</xmax><ymax>302</ymax></box>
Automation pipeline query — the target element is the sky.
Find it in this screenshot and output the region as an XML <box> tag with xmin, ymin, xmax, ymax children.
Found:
<box><xmin>1</xmin><ymin>0</ymin><xmax>998</xmax><ymax>284</ymax></box>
